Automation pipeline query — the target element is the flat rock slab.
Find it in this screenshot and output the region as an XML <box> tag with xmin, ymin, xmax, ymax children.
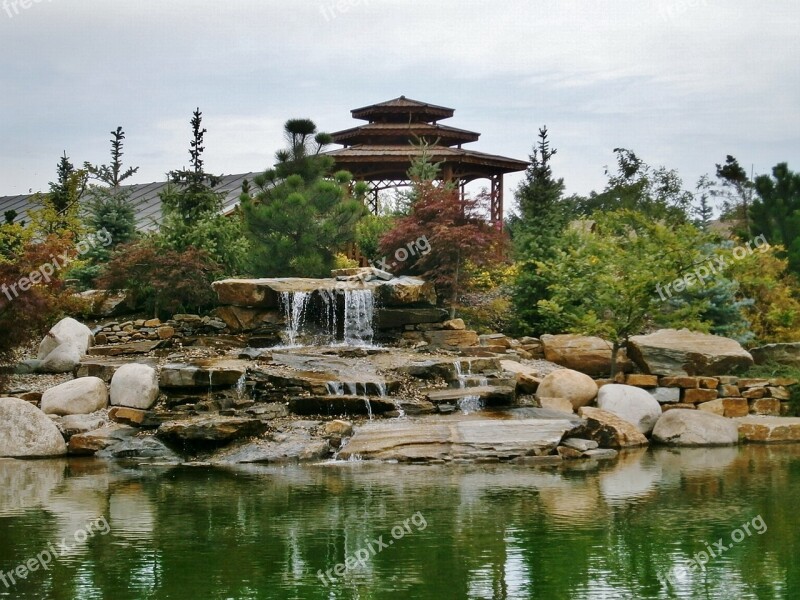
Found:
<box><xmin>426</xmin><ymin>386</ymin><xmax>515</xmax><ymax>406</ymax></box>
<box><xmin>160</xmin><ymin>359</ymin><xmax>248</xmax><ymax>388</ymax></box>
<box><xmin>86</xmin><ymin>341</ymin><xmax>162</xmax><ymax>356</ymax></box>
<box><xmin>736</xmin><ymin>416</ymin><xmax>800</xmax><ymax>443</ymax></box>
<box><xmin>628</xmin><ymin>328</ymin><xmax>753</xmax><ymax>376</ymax></box>
<box><xmin>337</xmin><ymin>417</ymin><xmax>576</xmax><ymax>462</ymax></box>
<box><xmin>212</xmin><ymin>276</ymin><xmax>435</xmax><ymax>308</ymax></box>
<box><xmin>157</xmin><ymin>416</ymin><xmax>268</xmax><ymax>444</ymax></box>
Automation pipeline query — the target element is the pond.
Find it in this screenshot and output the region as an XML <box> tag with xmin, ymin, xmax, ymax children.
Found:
<box><xmin>1</xmin><ymin>445</ymin><xmax>798</xmax><ymax>599</ymax></box>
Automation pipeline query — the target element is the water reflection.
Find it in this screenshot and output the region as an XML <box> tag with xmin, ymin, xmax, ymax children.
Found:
<box><xmin>0</xmin><ymin>446</ymin><xmax>798</xmax><ymax>599</ymax></box>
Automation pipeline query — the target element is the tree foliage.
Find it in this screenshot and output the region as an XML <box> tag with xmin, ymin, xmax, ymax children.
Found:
<box><xmin>84</xmin><ymin>127</ymin><xmax>139</xmax><ymax>188</ymax></box>
<box><xmin>715</xmin><ymin>155</ymin><xmax>753</xmax><ymax>237</ymax></box>
<box><xmin>576</xmin><ymin>148</ymin><xmax>693</xmax><ymax>223</ymax></box>
<box><xmin>98</xmin><ymin>240</ymin><xmax>223</xmax><ymax>318</ymax></box>
<box><xmin>241</xmin><ymin>118</ymin><xmax>367</xmax><ymax>277</ymax></box>
<box><xmin>28</xmin><ymin>153</ymin><xmax>86</xmax><ymax>239</ymax></box>
<box><xmin>536</xmin><ymin>210</ymin><xmax>712</xmax><ymax>375</ymax></box>
<box><xmin>379</xmin><ymin>179</ymin><xmax>507</xmax><ymax>316</ymax></box>
<box><xmin>69</xmin><ymin>127</ymin><xmax>140</xmax><ymax>288</ymax></box>
<box><xmin>158</xmin><ymin>108</ymin><xmax>249</xmax><ymax>274</ymax></box>
<box><xmin>0</xmin><ymin>235</ymin><xmax>82</xmax><ymax>387</ymax></box>
<box><xmin>510</xmin><ymin>127</ymin><xmax>576</xmax><ymax>335</ymax></box>
<box><xmin>749</xmin><ymin>162</ymin><xmax>800</xmax><ymax>276</ymax></box>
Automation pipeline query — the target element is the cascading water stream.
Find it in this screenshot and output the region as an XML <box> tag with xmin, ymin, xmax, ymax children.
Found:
<box><xmin>280</xmin><ymin>289</ymin><xmax>375</xmax><ymax>347</ymax></box>
<box><xmin>281</xmin><ymin>291</ymin><xmax>311</xmax><ymax>346</ymax></box>
<box><xmin>454</xmin><ymin>361</ymin><xmax>484</xmax><ymax>414</ymax></box>
<box><xmin>342</xmin><ymin>289</ymin><xmax>375</xmax><ymax>346</ymax></box>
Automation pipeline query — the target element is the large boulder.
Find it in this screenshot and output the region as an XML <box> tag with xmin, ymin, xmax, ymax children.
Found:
<box><xmin>575</xmin><ymin>407</ymin><xmax>649</xmax><ymax>448</ymax></box>
<box><xmin>37</xmin><ymin>317</ymin><xmax>94</xmax><ymax>361</ymax></box>
<box><xmin>0</xmin><ymin>397</ymin><xmax>68</xmax><ymax>457</ymax></box>
<box><xmin>627</xmin><ymin>329</ymin><xmax>753</xmax><ymax>376</ymax></box>
<box><xmin>750</xmin><ymin>342</ymin><xmax>800</xmax><ymax>367</ymax></box>
<box><xmin>597</xmin><ymin>384</ymin><xmax>663</xmax><ymax>434</ymax></box>
<box><xmin>536</xmin><ymin>369</ymin><xmax>598</xmax><ymax>409</ymax></box>
<box><xmin>41</xmin><ymin>377</ymin><xmax>109</xmax><ymax>416</ymax></box>
<box><xmin>110</xmin><ymin>363</ymin><xmax>160</xmax><ymax>410</ymax></box>
<box><xmin>39</xmin><ymin>343</ymin><xmax>83</xmax><ymax>374</ymax></box>
<box><xmin>541</xmin><ymin>334</ymin><xmax>631</xmax><ymax>376</ymax></box>
<box><xmin>652</xmin><ymin>409</ymin><xmax>739</xmax><ymax>446</ymax></box>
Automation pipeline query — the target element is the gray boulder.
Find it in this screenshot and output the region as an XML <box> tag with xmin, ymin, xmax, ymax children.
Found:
<box><xmin>652</xmin><ymin>409</ymin><xmax>739</xmax><ymax>446</ymax></box>
<box><xmin>536</xmin><ymin>369</ymin><xmax>598</xmax><ymax>409</ymax></box>
<box><xmin>37</xmin><ymin>317</ymin><xmax>94</xmax><ymax>360</ymax></box>
<box><xmin>597</xmin><ymin>384</ymin><xmax>663</xmax><ymax>434</ymax></box>
<box><xmin>40</xmin><ymin>343</ymin><xmax>82</xmax><ymax>374</ymax></box>
<box><xmin>628</xmin><ymin>329</ymin><xmax>753</xmax><ymax>376</ymax></box>
<box><xmin>41</xmin><ymin>377</ymin><xmax>109</xmax><ymax>416</ymax></box>
<box><xmin>0</xmin><ymin>397</ymin><xmax>68</xmax><ymax>457</ymax></box>
<box><xmin>110</xmin><ymin>363</ymin><xmax>160</xmax><ymax>409</ymax></box>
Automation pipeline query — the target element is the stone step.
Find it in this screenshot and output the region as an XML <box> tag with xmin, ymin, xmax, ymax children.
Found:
<box><xmin>425</xmin><ymin>385</ymin><xmax>515</xmax><ymax>406</ymax></box>
<box><xmin>288</xmin><ymin>395</ymin><xmax>397</xmax><ymax>417</ymax></box>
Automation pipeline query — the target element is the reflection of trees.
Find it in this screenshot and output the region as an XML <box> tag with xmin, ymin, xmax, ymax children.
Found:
<box><xmin>0</xmin><ymin>447</ymin><xmax>798</xmax><ymax>599</ymax></box>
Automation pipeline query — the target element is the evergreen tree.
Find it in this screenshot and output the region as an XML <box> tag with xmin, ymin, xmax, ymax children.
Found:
<box><xmin>159</xmin><ymin>108</ymin><xmax>249</xmax><ymax>274</ymax></box>
<box><xmin>511</xmin><ymin>127</ymin><xmax>575</xmax><ymax>335</ymax></box>
<box><xmin>69</xmin><ymin>128</ymin><xmax>139</xmax><ymax>288</ymax></box>
<box><xmin>28</xmin><ymin>153</ymin><xmax>86</xmax><ymax>237</ymax></box>
<box><xmin>693</xmin><ymin>175</ymin><xmax>716</xmax><ymax>231</ymax></box>
<box><xmin>241</xmin><ymin>118</ymin><xmax>367</xmax><ymax>277</ymax></box>
<box><xmin>715</xmin><ymin>155</ymin><xmax>754</xmax><ymax>237</ymax></box>
<box><xmin>84</xmin><ymin>127</ymin><xmax>139</xmax><ymax>188</ymax></box>
<box><xmin>750</xmin><ymin>162</ymin><xmax>800</xmax><ymax>276</ymax></box>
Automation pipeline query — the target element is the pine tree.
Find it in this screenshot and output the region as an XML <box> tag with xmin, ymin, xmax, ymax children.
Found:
<box><xmin>511</xmin><ymin>127</ymin><xmax>574</xmax><ymax>335</ymax></box>
<box><xmin>693</xmin><ymin>175</ymin><xmax>715</xmax><ymax>231</ymax></box>
<box><xmin>714</xmin><ymin>155</ymin><xmax>753</xmax><ymax>237</ymax></box>
<box><xmin>84</xmin><ymin>127</ymin><xmax>139</xmax><ymax>188</ymax></box>
<box><xmin>158</xmin><ymin>108</ymin><xmax>249</xmax><ymax>274</ymax></box>
<box><xmin>241</xmin><ymin>118</ymin><xmax>367</xmax><ymax>277</ymax></box>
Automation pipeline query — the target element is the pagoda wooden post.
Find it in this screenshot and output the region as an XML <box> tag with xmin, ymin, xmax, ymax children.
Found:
<box><xmin>490</xmin><ymin>174</ymin><xmax>504</xmax><ymax>229</ymax></box>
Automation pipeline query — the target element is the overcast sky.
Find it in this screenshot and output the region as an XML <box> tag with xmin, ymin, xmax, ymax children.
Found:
<box><xmin>1</xmin><ymin>0</ymin><xmax>798</xmax><ymax>215</ymax></box>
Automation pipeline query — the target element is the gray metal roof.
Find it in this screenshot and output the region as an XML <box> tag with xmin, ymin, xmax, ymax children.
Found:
<box><xmin>0</xmin><ymin>172</ymin><xmax>261</xmax><ymax>231</ymax></box>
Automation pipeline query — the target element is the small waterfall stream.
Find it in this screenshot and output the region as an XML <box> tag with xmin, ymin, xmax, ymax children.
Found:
<box><xmin>281</xmin><ymin>291</ymin><xmax>311</xmax><ymax>346</ymax></box>
<box><xmin>326</xmin><ymin>379</ymin><xmax>390</xmax><ymax>421</ymax></box>
<box><xmin>280</xmin><ymin>289</ymin><xmax>375</xmax><ymax>346</ymax></box>
<box><xmin>454</xmin><ymin>361</ymin><xmax>486</xmax><ymax>414</ymax></box>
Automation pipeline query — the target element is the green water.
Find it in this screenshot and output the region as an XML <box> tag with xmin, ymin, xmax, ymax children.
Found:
<box><xmin>1</xmin><ymin>446</ymin><xmax>799</xmax><ymax>599</ymax></box>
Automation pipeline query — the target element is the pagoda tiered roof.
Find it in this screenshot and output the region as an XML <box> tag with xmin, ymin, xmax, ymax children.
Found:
<box><xmin>326</xmin><ymin>96</ymin><xmax>528</xmax><ymax>183</ymax></box>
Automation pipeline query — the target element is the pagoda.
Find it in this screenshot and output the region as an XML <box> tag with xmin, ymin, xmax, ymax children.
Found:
<box><xmin>325</xmin><ymin>96</ymin><xmax>528</xmax><ymax>224</ymax></box>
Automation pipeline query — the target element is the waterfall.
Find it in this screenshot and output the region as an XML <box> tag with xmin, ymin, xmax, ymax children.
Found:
<box><xmin>281</xmin><ymin>291</ymin><xmax>311</xmax><ymax>346</ymax></box>
<box><xmin>279</xmin><ymin>288</ymin><xmax>374</xmax><ymax>346</ymax></box>
<box><xmin>454</xmin><ymin>360</ymin><xmax>483</xmax><ymax>415</ymax></box>
<box><xmin>235</xmin><ymin>373</ymin><xmax>247</xmax><ymax>400</ymax></box>
<box><xmin>342</xmin><ymin>289</ymin><xmax>375</xmax><ymax>346</ymax></box>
